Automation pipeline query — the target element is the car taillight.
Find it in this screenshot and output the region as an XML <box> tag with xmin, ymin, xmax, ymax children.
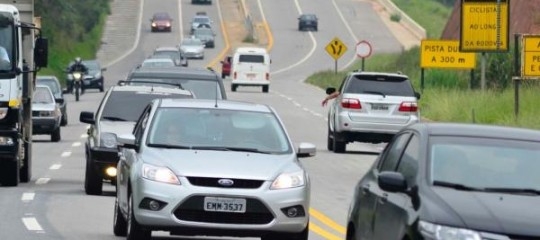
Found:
<box><xmin>233</xmin><ymin>72</ymin><xmax>237</xmax><ymax>79</ymax></box>
<box><xmin>266</xmin><ymin>73</ymin><xmax>269</xmax><ymax>80</ymax></box>
<box><xmin>398</xmin><ymin>102</ymin><xmax>418</xmax><ymax>112</ymax></box>
<box><xmin>341</xmin><ymin>98</ymin><xmax>361</xmax><ymax>109</ymax></box>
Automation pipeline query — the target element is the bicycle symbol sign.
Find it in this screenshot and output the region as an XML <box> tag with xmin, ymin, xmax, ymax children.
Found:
<box><xmin>325</xmin><ymin>37</ymin><xmax>348</xmax><ymax>60</ymax></box>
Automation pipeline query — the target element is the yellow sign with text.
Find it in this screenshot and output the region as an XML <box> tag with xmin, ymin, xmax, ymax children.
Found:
<box><xmin>325</xmin><ymin>37</ymin><xmax>347</xmax><ymax>60</ymax></box>
<box><xmin>460</xmin><ymin>0</ymin><xmax>508</xmax><ymax>52</ymax></box>
<box><xmin>421</xmin><ymin>40</ymin><xmax>476</xmax><ymax>69</ymax></box>
<box><xmin>522</xmin><ymin>35</ymin><xmax>540</xmax><ymax>78</ymax></box>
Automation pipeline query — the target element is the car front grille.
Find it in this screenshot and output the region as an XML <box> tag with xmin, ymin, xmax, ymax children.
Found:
<box><xmin>187</xmin><ymin>177</ymin><xmax>264</xmax><ymax>189</ymax></box>
<box><xmin>174</xmin><ymin>196</ymin><xmax>274</xmax><ymax>224</ymax></box>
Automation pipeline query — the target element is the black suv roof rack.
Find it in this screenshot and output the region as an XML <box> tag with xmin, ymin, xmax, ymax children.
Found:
<box><xmin>117</xmin><ymin>80</ymin><xmax>184</xmax><ymax>89</ymax></box>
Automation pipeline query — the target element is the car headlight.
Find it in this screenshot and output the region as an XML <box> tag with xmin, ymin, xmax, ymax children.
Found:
<box><xmin>100</xmin><ymin>132</ymin><xmax>117</xmax><ymax>148</ymax></box>
<box><xmin>270</xmin><ymin>171</ymin><xmax>305</xmax><ymax>189</ymax></box>
<box><xmin>39</xmin><ymin>111</ymin><xmax>55</xmax><ymax>117</ymax></box>
<box><xmin>0</xmin><ymin>107</ymin><xmax>8</xmax><ymax>119</ymax></box>
<box><xmin>142</xmin><ymin>163</ymin><xmax>180</xmax><ymax>185</ymax></box>
<box><xmin>419</xmin><ymin>221</ymin><xmax>482</xmax><ymax>240</ymax></box>
<box><xmin>95</xmin><ymin>72</ymin><xmax>102</xmax><ymax>79</ymax></box>
<box><xmin>152</xmin><ymin>22</ymin><xmax>157</xmax><ymax>27</ymax></box>
<box><xmin>0</xmin><ymin>136</ymin><xmax>14</xmax><ymax>146</ymax></box>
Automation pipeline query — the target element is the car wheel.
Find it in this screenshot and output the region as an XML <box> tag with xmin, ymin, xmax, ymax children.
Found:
<box><xmin>262</xmin><ymin>85</ymin><xmax>269</xmax><ymax>93</ymax></box>
<box><xmin>51</xmin><ymin>127</ymin><xmax>61</xmax><ymax>142</ymax></box>
<box><xmin>61</xmin><ymin>113</ymin><xmax>68</xmax><ymax>126</ymax></box>
<box><xmin>84</xmin><ymin>154</ymin><xmax>103</xmax><ymax>195</ymax></box>
<box><xmin>113</xmin><ymin>197</ymin><xmax>128</xmax><ymax>236</ymax></box>
<box><xmin>127</xmin><ymin>194</ymin><xmax>151</xmax><ymax>240</ymax></box>
<box><xmin>231</xmin><ymin>84</ymin><xmax>237</xmax><ymax>92</ymax></box>
<box><xmin>332</xmin><ymin>130</ymin><xmax>346</xmax><ymax>153</ymax></box>
<box><xmin>0</xmin><ymin>159</ymin><xmax>19</xmax><ymax>186</ymax></box>
<box><xmin>99</xmin><ymin>79</ymin><xmax>104</xmax><ymax>92</ymax></box>
<box><xmin>327</xmin><ymin>128</ymin><xmax>334</xmax><ymax>151</ymax></box>
<box><xmin>221</xmin><ymin>73</ymin><xmax>226</xmax><ymax>79</ymax></box>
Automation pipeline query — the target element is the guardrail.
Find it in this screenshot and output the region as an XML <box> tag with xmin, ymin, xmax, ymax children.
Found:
<box><xmin>377</xmin><ymin>0</ymin><xmax>427</xmax><ymax>40</ymax></box>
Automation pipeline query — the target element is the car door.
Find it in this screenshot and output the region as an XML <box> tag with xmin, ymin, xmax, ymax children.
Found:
<box><xmin>373</xmin><ymin>134</ymin><xmax>419</xmax><ymax>240</ymax></box>
<box><xmin>356</xmin><ymin>133</ymin><xmax>411</xmax><ymax>239</ymax></box>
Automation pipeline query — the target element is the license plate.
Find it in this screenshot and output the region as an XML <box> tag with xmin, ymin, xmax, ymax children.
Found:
<box><xmin>203</xmin><ymin>197</ymin><xmax>246</xmax><ymax>213</ymax></box>
<box><xmin>246</xmin><ymin>73</ymin><xmax>256</xmax><ymax>79</ymax></box>
<box><xmin>84</xmin><ymin>80</ymin><xmax>91</xmax><ymax>85</ymax></box>
<box><xmin>371</xmin><ymin>103</ymin><xmax>389</xmax><ymax>111</ymax></box>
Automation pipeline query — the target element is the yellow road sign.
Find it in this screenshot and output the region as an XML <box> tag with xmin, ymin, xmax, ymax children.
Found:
<box><xmin>522</xmin><ymin>35</ymin><xmax>540</xmax><ymax>78</ymax></box>
<box><xmin>421</xmin><ymin>40</ymin><xmax>476</xmax><ymax>69</ymax></box>
<box><xmin>325</xmin><ymin>37</ymin><xmax>347</xmax><ymax>60</ymax></box>
<box><xmin>460</xmin><ymin>0</ymin><xmax>509</xmax><ymax>52</ymax></box>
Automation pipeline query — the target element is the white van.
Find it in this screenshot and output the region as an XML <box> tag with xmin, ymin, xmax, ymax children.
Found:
<box><xmin>230</xmin><ymin>47</ymin><xmax>271</xmax><ymax>93</ymax></box>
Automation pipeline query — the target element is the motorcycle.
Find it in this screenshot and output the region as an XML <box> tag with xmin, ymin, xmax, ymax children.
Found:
<box><xmin>71</xmin><ymin>71</ymin><xmax>83</xmax><ymax>101</ymax></box>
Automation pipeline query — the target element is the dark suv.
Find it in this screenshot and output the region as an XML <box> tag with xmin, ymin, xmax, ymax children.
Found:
<box><xmin>79</xmin><ymin>84</ymin><xmax>194</xmax><ymax>195</ymax></box>
<box><xmin>325</xmin><ymin>71</ymin><xmax>420</xmax><ymax>153</ymax></box>
<box><xmin>126</xmin><ymin>67</ymin><xmax>227</xmax><ymax>100</ymax></box>
<box><xmin>66</xmin><ymin>59</ymin><xmax>107</xmax><ymax>92</ymax></box>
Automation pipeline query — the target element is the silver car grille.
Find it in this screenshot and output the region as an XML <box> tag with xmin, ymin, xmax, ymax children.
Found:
<box><xmin>187</xmin><ymin>177</ymin><xmax>264</xmax><ymax>189</ymax></box>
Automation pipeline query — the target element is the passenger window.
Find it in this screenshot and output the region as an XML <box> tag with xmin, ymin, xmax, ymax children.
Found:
<box><xmin>396</xmin><ymin>135</ymin><xmax>420</xmax><ymax>186</ymax></box>
<box><xmin>378</xmin><ymin>133</ymin><xmax>411</xmax><ymax>172</ymax></box>
<box><xmin>133</xmin><ymin>105</ymin><xmax>151</xmax><ymax>144</ymax></box>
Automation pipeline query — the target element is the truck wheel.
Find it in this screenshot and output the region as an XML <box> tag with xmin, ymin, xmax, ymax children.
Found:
<box><xmin>127</xmin><ymin>195</ymin><xmax>151</xmax><ymax>240</ymax></box>
<box><xmin>113</xmin><ymin>197</ymin><xmax>128</xmax><ymax>236</ymax></box>
<box><xmin>85</xmin><ymin>157</ymin><xmax>103</xmax><ymax>195</ymax></box>
<box><xmin>333</xmin><ymin>131</ymin><xmax>346</xmax><ymax>153</ymax></box>
<box><xmin>19</xmin><ymin>140</ymin><xmax>31</xmax><ymax>183</ymax></box>
<box><xmin>262</xmin><ymin>85</ymin><xmax>269</xmax><ymax>93</ymax></box>
<box><xmin>0</xmin><ymin>159</ymin><xmax>20</xmax><ymax>187</ymax></box>
<box><xmin>51</xmin><ymin>127</ymin><xmax>61</xmax><ymax>142</ymax></box>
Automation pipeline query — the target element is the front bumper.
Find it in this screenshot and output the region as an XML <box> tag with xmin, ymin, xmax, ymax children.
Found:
<box><xmin>33</xmin><ymin>118</ymin><xmax>60</xmax><ymax>135</ymax></box>
<box><xmin>132</xmin><ymin>177</ymin><xmax>309</xmax><ymax>237</ymax></box>
<box><xmin>88</xmin><ymin>146</ymin><xmax>119</xmax><ymax>180</ymax></box>
<box><xmin>184</xmin><ymin>51</ymin><xmax>204</xmax><ymax>59</ymax></box>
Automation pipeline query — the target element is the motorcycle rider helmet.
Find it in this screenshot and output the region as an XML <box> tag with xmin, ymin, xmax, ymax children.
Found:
<box><xmin>75</xmin><ymin>57</ymin><xmax>82</xmax><ymax>64</ymax></box>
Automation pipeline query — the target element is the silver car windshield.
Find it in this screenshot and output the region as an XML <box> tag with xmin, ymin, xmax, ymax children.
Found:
<box><xmin>147</xmin><ymin>108</ymin><xmax>292</xmax><ymax>154</ymax></box>
<box><xmin>430</xmin><ymin>137</ymin><xmax>540</xmax><ymax>191</ymax></box>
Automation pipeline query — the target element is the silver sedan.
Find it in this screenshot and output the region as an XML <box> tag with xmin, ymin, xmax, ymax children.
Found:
<box><xmin>179</xmin><ymin>38</ymin><xmax>205</xmax><ymax>59</ymax></box>
<box><xmin>113</xmin><ymin>98</ymin><xmax>316</xmax><ymax>240</ymax></box>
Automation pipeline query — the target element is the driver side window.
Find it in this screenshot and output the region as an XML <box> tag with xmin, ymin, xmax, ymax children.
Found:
<box><xmin>133</xmin><ymin>105</ymin><xmax>152</xmax><ymax>145</ymax></box>
<box><xmin>378</xmin><ymin>133</ymin><xmax>411</xmax><ymax>172</ymax></box>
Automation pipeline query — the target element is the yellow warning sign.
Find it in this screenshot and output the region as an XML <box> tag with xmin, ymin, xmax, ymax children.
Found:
<box><xmin>460</xmin><ymin>0</ymin><xmax>509</xmax><ymax>52</ymax></box>
<box><xmin>522</xmin><ymin>35</ymin><xmax>540</xmax><ymax>78</ymax></box>
<box><xmin>325</xmin><ymin>37</ymin><xmax>347</xmax><ymax>60</ymax></box>
<box><xmin>421</xmin><ymin>40</ymin><xmax>476</xmax><ymax>69</ymax></box>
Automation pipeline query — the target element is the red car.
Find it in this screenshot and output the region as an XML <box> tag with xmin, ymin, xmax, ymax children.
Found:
<box><xmin>150</xmin><ymin>12</ymin><xmax>172</xmax><ymax>32</ymax></box>
<box><xmin>220</xmin><ymin>56</ymin><xmax>231</xmax><ymax>79</ymax></box>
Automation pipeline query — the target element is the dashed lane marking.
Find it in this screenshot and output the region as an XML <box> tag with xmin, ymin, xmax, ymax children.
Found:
<box><xmin>35</xmin><ymin>178</ymin><xmax>50</xmax><ymax>185</ymax></box>
<box><xmin>72</xmin><ymin>142</ymin><xmax>81</xmax><ymax>147</ymax></box>
<box><xmin>49</xmin><ymin>164</ymin><xmax>62</xmax><ymax>170</ymax></box>
<box><xmin>61</xmin><ymin>151</ymin><xmax>72</xmax><ymax>157</ymax></box>
<box><xmin>21</xmin><ymin>193</ymin><xmax>35</xmax><ymax>202</ymax></box>
<box><xmin>22</xmin><ymin>217</ymin><xmax>43</xmax><ymax>231</ymax></box>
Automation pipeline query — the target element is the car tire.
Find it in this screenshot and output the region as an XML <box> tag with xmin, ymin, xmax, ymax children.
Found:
<box><xmin>231</xmin><ymin>84</ymin><xmax>237</xmax><ymax>92</ymax></box>
<box><xmin>327</xmin><ymin>129</ymin><xmax>334</xmax><ymax>151</ymax></box>
<box><xmin>332</xmin><ymin>130</ymin><xmax>346</xmax><ymax>153</ymax></box>
<box><xmin>0</xmin><ymin>159</ymin><xmax>19</xmax><ymax>187</ymax></box>
<box><xmin>262</xmin><ymin>85</ymin><xmax>269</xmax><ymax>93</ymax></box>
<box><xmin>127</xmin><ymin>195</ymin><xmax>151</xmax><ymax>240</ymax></box>
<box><xmin>61</xmin><ymin>113</ymin><xmax>68</xmax><ymax>126</ymax></box>
<box><xmin>221</xmin><ymin>73</ymin><xmax>226</xmax><ymax>79</ymax></box>
<box><xmin>51</xmin><ymin>127</ymin><xmax>61</xmax><ymax>142</ymax></box>
<box><xmin>84</xmin><ymin>155</ymin><xmax>103</xmax><ymax>195</ymax></box>
<box><xmin>99</xmin><ymin>79</ymin><xmax>104</xmax><ymax>92</ymax></box>
<box><xmin>113</xmin><ymin>197</ymin><xmax>128</xmax><ymax>236</ymax></box>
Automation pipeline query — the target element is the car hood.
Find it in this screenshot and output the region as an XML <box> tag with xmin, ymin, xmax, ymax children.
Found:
<box><xmin>141</xmin><ymin>149</ymin><xmax>301</xmax><ymax>180</ymax></box>
<box><xmin>32</xmin><ymin>102</ymin><xmax>56</xmax><ymax>111</ymax></box>
<box><xmin>423</xmin><ymin>187</ymin><xmax>540</xmax><ymax>236</ymax></box>
<box><xmin>99</xmin><ymin>121</ymin><xmax>136</xmax><ymax>136</ymax></box>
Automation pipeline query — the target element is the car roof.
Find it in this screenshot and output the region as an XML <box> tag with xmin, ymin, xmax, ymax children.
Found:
<box><xmin>157</xmin><ymin>99</ymin><xmax>273</xmax><ymax>113</ymax></box>
<box><xmin>349</xmin><ymin>71</ymin><xmax>408</xmax><ymax>78</ymax></box>
<box><xmin>153</xmin><ymin>12</ymin><xmax>171</xmax><ymax>18</ymax></box>
<box><xmin>109</xmin><ymin>84</ymin><xmax>193</xmax><ymax>96</ymax></box>
<box><xmin>300</xmin><ymin>14</ymin><xmax>317</xmax><ymax>18</ymax></box>
<box><xmin>143</xmin><ymin>58</ymin><xmax>174</xmax><ymax>63</ymax></box>
<box><xmin>234</xmin><ymin>47</ymin><xmax>267</xmax><ymax>54</ymax></box>
<box><xmin>36</xmin><ymin>75</ymin><xmax>59</xmax><ymax>81</ymax></box>
<box><xmin>129</xmin><ymin>67</ymin><xmax>218</xmax><ymax>80</ymax></box>
<box><xmin>410</xmin><ymin>122</ymin><xmax>540</xmax><ymax>141</ymax></box>
<box><xmin>154</xmin><ymin>46</ymin><xmax>179</xmax><ymax>52</ymax></box>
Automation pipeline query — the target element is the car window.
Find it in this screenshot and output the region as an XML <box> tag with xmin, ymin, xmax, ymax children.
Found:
<box><xmin>128</xmin><ymin>77</ymin><xmax>222</xmax><ymax>99</ymax></box>
<box><xmin>82</xmin><ymin>60</ymin><xmax>100</xmax><ymax>70</ymax></box>
<box><xmin>193</xmin><ymin>17</ymin><xmax>209</xmax><ymax>23</ymax></box>
<box><xmin>147</xmin><ymin>108</ymin><xmax>292</xmax><ymax>153</ymax></box>
<box><xmin>344</xmin><ymin>74</ymin><xmax>415</xmax><ymax>97</ymax></box>
<box><xmin>142</xmin><ymin>59</ymin><xmax>175</xmax><ymax>68</ymax></box>
<box><xmin>396</xmin><ymin>134</ymin><xmax>419</xmax><ymax>186</ymax></box>
<box><xmin>36</xmin><ymin>78</ymin><xmax>60</xmax><ymax>95</ymax></box>
<box><xmin>33</xmin><ymin>87</ymin><xmax>54</xmax><ymax>103</ymax></box>
<box><xmin>100</xmin><ymin>91</ymin><xmax>192</xmax><ymax>122</ymax></box>
<box><xmin>134</xmin><ymin>104</ymin><xmax>152</xmax><ymax>145</ymax></box>
<box><xmin>239</xmin><ymin>55</ymin><xmax>264</xmax><ymax>63</ymax></box>
<box><xmin>378</xmin><ymin>133</ymin><xmax>411</xmax><ymax>172</ymax></box>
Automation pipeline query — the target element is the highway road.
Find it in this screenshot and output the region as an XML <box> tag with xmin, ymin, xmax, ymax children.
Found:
<box><xmin>0</xmin><ymin>0</ymin><xmax>404</xmax><ymax>239</ymax></box>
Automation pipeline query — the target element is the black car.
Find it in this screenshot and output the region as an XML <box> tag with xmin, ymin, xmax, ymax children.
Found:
<box><xmin>151</xmin><ymin>46</ymin><xmax>188</xmax><ymax>67</ymax></box>
<box><xmin>66</xmin><ymin>59</ymin><xmax>107</xmax><ymax>92</ymax></box>
<box><xmin>79</xmin><ymin>84</ymin><xmax>194</xmax><ymax>195</ymax></box>
<box><xmin>126</xmin><ymin>67</ymin><xmax>227</xmax><ymax>100</ymax></box>
<box><xmin>298</xmin><ymin>14</ymin><xmax>318</xmax><ymax>31</ymax></box>
<box><xmin>36</xmin><ymin>75</ymin><xmax>67</xmax><ymax>126</ymax></box>
<box><xmin>346</xmin><ymin>122</ymin><xmax>540</xmax><ymax>240</ymax></box>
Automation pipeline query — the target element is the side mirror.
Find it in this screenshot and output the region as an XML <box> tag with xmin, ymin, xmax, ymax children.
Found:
<box><xmin>297</xmin><ymin>142</ymin><xmax>316</xmax><ymax>158</ymax></box>
<box><xmin>55</xmin><ymin>98</ymin><xmax>64</xmax><ymax>104</ymax></box>
<box><xmin>34</xmin><ymin>37</ymin><xmax>48</xmax><ymax>68</ymax></box>
<box><xmin>326</xmin><ymin>87</ymin><xmax>336</xmax><ymax>95</ymax></box>
<box><xmin>102</xmin><ymin>67</ymin><xmax>107</xmax><ymax>72</ymax></box>
<box><xmin>415</xmin><ymin>92</ymin><xmax>421</xmax><ymax>100</ymax></box>
<box><xmin>79</xmin><ymin>111</ymin><xmax>95</xmax><ymax>124</ymax></box>
<box><xmin>117</xmin><ymin>134</ymin><xmax>137</xmax><ymax>150</ymax></box>
<box><xmin>378</xmin><ymin>171</ymin><xmax>408</xmax><ymax>193</ymax></box>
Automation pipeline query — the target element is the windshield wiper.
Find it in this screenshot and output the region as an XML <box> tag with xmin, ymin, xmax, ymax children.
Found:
<box><xmin>190</xmin><ymin>146</ymin><xmax>272</xmax><ymax>154</ymax></box>
<box><xmin>362</xmin><ymin>91</ymin><xmax>386</xmax><ymax>98</ymax></box>
<box><xmin>147</xmin><ymin>143</ymin><xmax>192</xmax><ymax>149</ymax></box>
<box><xmin>483</xmin><ymin>187</ymin><xmax>540</xmax><ymax>195</ymax></box>
<box><xmin>433</xmin><ymin>181</ymin><xmax>483</xmax><ymax>191</ymax></box>
<box><xmin>102</xmin><ymin>116</ymin><xmax>128</xmax><ymax>121</ymax></box>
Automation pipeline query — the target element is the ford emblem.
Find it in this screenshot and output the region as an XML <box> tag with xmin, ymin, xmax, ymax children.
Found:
<box><xmin>217</xmin><ymin>179</ymin><xmax>234</xmax><ymax>187</ymax></box>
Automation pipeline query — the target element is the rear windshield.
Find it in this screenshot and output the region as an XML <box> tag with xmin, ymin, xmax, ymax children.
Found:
<box><xmin>344</xmin><ymin>75</ymin><xmax>415</xmax><ymax>97</ymax></box>
<box><xmin>239</xmin><ymin>55</ymin><xmax>265</xmax><ymax>63</ymax></box>
<box><xmin>100</xmin><ymin>91</ymin><xmax>191</xmax><ymax>122</ymax></box>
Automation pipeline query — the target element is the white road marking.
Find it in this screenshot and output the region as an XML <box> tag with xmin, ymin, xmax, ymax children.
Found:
<box><xmin>22</xmin><ymin>217</ymin><xmax>43</xmax><ymax>231</ymax></box>
<box><xmin>178</xmin><ymin>0</ymin><xmax>184</xmax><ymax>41</ymax></box>
<box><xmin>80</xmin><ymin>134</ymin><xmax>88</xmax><ymax>138</ymax></box>
<box><xmin>35</xmin><ymin>178</ymin><xmax>50</xmax><ymax>185</ymax></box>
<box><xmin>71</xmin><ymin>142</ymin><xmax>81</xmax><ymax>147</ymax></box>
<box><xmin>49</xmin><ymin>164</ymin><xmax>62</xmax><ymax>170</ymax></box>
<box><xmin>61</xmin><ymin>151</ymin><xmax>72</xmax><ymax>157</ymax></box>
<box><xmin>21</xmin><ymin>193</ymin><xmax>35</xmax><ymax>202</ymax></box>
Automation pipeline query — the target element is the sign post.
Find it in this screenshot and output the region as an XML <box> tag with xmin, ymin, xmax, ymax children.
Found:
<box><xmin>355</xmin><ymin>40</ymin><xmax>372</xmax><ymax>71</ymax></box>
<box><xmin>325</xmin><ymin>37</ymin><xmax>347</xmax><ymax>74</ymax></box>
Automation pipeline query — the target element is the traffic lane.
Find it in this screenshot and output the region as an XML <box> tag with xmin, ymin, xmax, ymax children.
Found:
<box><xmin>225</xmin><ymin>81</ymin><xmax>379</xmax><ymax>230</ymax></box>
<box><xmin>182</xmin><ymin>0</ymin><xmax>227</xmax><ymax>69</ymax></box>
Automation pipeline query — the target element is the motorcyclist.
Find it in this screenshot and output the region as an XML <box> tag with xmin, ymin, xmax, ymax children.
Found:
<box><xmin>67</xmin><ymin>57</ymin><xmax>89</xmax><ymax>94</ymax></box>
